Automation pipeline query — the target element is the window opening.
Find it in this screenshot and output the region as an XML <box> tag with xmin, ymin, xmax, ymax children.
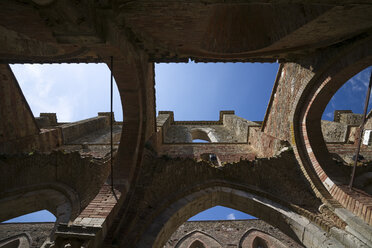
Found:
<box><xmin>155</xmin><ymin>62</ymin><xmax>278</xmax><ymax>121</ymax></box>
<box><xmin>321</xmin><ymin>66</ymin><xmax>372</xmax><ymax>195</ymax></box>
<box><xmin>188</xmin><ymin>206</ymin><xmax>256</xmax><ymax>221</ymax></box>
<box><xmin>2</xmin><ymin>210</ymin><xmax>56</xmax><ymax>223</ymax></box>
<box><xmin>192</xmin><ymin>139</ymin><xmax>210</xmax><ymax>143</ymax></box>
<box><xmin>10</xmin><ymin>63</ymin><xmax>123</xmax><ymax>122</ymax></box>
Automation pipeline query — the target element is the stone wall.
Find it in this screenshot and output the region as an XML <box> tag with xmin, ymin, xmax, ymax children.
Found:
<box><xmin>0</xmin><ymin>151</ymin><xmax>111</xmax><ymax>222</ymax></box>
<box><xmin>165</xmin><ymin>220</ymin><xmax>302</xmax><ymax>248</ymax></box>
<box><xmin>262</xmin><ymin>63</ymin><xmax>314</xmax><ymax>142</ymax></box>
<box><xmin>60</xmin><ymin>116</ymin><xmax>110</xmax><ymax>144</ymax></box>
<box><xmin>159</xmin><ymin>143</ymin><xmax>256</xmax><ymax>163</ymax></box>
<box><xmin>0</xmin><ymin>128</ymin><xmax>62</xmax><ymax>154</ymax></box>
<box><xmin>327</xmin><ymin>143</ymin><xmax>372</xmax><ymax>162</ymax></box>
<box><xmin>0</xmin><ymin>222</ymin><xmax>54</xmax><ymax>248</ymax></box>
<box><xmin>112</xmin><ymin>150</ymin><xmax>326</xmax><ymax>246</ymax></box>
<box><xmin>158</xmin><ymin>111</ymin><xmax>251</xmax><ymax>144</ymax></box>
<box><xmin>164</xmin><ymin>125</ymin><xmax>238</xmax><ymax>143</ymax></box>
<box><xmin>223</xmin><ymin>114</ymin><xmax>258</xmax><ymax>143</ymax></box>
<box><xmin>248</xmin><ymin>126</ymin><xmax>288</xmax><ymax>158</ymax></box>
<box><xmin>0</xmin><ymin>220</ymin><xmax>303</xmax><ymax>248</ymax></box>
<box><xmin>0</xmin><ymin>64</ymin><xmax>39</xmax><ymax>143</ymax></box>
<box><xmin>321</xmin><ymin>120</ymin><xmax>349</xmax><ymax>143</ymax></box>
<box><xmin>339</xmin><ymin>112</ymin><xmax>363</xmax><ymax>126</ymax></box>
<box><xmin>0</xmin><ymin>65</ymin><xmax>62</xmax><ymax>154</ymax></box>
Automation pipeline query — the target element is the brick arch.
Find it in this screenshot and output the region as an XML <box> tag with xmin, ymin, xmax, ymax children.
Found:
<box><xmin>239</xmin><ymin>229</ymin><xmax>288</xmax><ymax>248</ymax></box>
<box><xmin>174</xmin><ymin>231</ymin><xmax>221</xmax><ymax>248</ymax></box>
<box><xmin>106</xmin><ymin>56</ymin><xmax>154</xmax><ymax>193</ymax></box>
<box><xmin>290</xmin><ymin>37</ymin><xmax>372</xmax><ymax>225</ymax></box>
<box><xmin>137</xmin><ymin>185</ymin><xmax>343</xmax><ymax>248</ymax></box>
<box><xmin>0</xmin><ymin>233</ymin><xmax>32</xmax><ymax>248</ymax></box>
<box><xmin>0</xmin><ymin>183</ymin><xmax>79</xmax><ymax>223</ymax></box>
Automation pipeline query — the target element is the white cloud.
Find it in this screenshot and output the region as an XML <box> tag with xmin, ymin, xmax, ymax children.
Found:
<box><xmin>227</xmin><ymin>213</ymin><xmax>236</xmax><ymax>220</ymax></box>
<box><xmin>348</xmin><ymin>68</ymin><xmax>371</xmax><ymax>92</ymax></box>
<box><xmin>325</xmin><ymin>112</ymin><xmax>333</xmax><ymax>119</ymax></box>
<box><xmin>349</xmin><ymin>78</ymin><xmax>364</xmax><ymax>92</ymax></box>
<box><xmin>9</xmin><ymin>63</ymin><xmax>123</xmax><ymax>122</ymax></box>
<box><xmin>23</xmin><ymin>64</ymin><xmax>54</xmax><ymax>97</ymax></box>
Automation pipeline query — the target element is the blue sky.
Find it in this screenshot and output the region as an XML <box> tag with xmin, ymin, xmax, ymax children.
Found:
<box><xmin>323</xmin><ymin>67</ymin><xmax>372</xmax><ymax>120</ymax></box>
<box><xmin>10</xmin><ymin>64</ymin><xmax>122</xmax><ymax>122</ymax></box>
<box><xmin>156</xmin><ymin>62</ymin><xmax>278</xmax><ymax>121</ymax></box>
<box><xmin>4</xmin><ymin>63</ymin><xmax>371</xmax><ymax>223</ymax></box>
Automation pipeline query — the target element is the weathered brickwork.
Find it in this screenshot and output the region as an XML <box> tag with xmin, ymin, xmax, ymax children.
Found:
<box><xmin>0</xmin><ymin>220</ymin><xmax>303</xmax><ymax>248</ymax></box>
<box><xmin>262</xmin><ymin>63</ymin><xmax>314</xmax><ymax>142</ymax></box>
<box><xmin>165</xmin><ymin>220</ymin><xmax>302</xmax><ymax>248</ymax></box>
<box><xmin>73</xmin><ymin>185</ymin><xmax>120</xmax><ymax>225</ymax></box>
<box><xmin>289</xmin><ymin>41</ymin><xmax>372</xmax><ymax>237</ymax></box>
<box><xmin>1</xmin><ymin>1</ymin><xmax>372</xmax><ymax>248</ymax></box>
<box><xmin>0</xmin><ymin>151</ymin><xmax>111</xmax><ymax>222</ymax></box>
<box><xmin>158</xmin><ymin>111</ymin><xmax>254</xmax><ymax>144</ymax></box>
<box><xmin>327</xmin><ymin>143</ymin><xmax>372</xmax><ymax>161</ymax></box>
<box><xmin>321</xmin><ymin>120</ymin><xmax>349</xmax><ymax>143</ymax></box>
<box><xmin>0</xmin><ymin>64</ymin><xmax>39</xmax><ymax>143</ymax></box>
<box><xmin>0</xmin><ymin>223</ymin><xmax>54</xmax><ymax>248</ymax></box>
<box><xmin>159</xmin><ymin>144</ymin><xmax>256</xmax><ymax>163</ymax></box>
<box><xmin>0</xmin><ymin>128</ymin><xmax>62</xmax><ymax>155</ymax></box>
<box><xmin>248</xmin><ymin>126</ymin><xmax>288</xmax><ymax>158</ymax></box>
<box><xmin>110</xmin><ymin>150</ymin><xmax>332</xmax><ymax>246</ymax></box>
<box><xmin>61</xmin><ymin>116</ymin><xmax>110</xmax><ymax>144</ymax></box>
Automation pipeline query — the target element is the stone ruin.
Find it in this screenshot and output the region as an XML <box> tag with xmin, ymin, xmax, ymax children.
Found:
<box><xmin>0</xmin><ymin>1</ymin><xmax>372</xmax><ymax>247</ymax></box>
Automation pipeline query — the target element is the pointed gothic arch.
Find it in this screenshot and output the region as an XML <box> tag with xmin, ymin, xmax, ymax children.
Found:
<box><xmin>189</xmin><ymin>240</ymin><xmax>207</xmax><ymax>248</ymax></box>
<box><xmin>137</xmin><ymin>184</ymin><xmax>344</xmax><ymax>248</ymax></box>
<box><xmin>175</xmin><ymin>231</ymin><xmax>221</xmax><ymax>248</ymax></box>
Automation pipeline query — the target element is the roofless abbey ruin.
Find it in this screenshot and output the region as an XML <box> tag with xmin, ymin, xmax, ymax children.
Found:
<box><xmin>0</xmin><ymin>1</ymin><xmax>372</xmax><ymax>247</ymax></box>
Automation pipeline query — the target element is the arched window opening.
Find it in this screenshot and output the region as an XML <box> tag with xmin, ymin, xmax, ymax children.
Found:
<box><xmin>192</xmin><ymin>139</ymin><xmax>210</xmax><ymax>143</ymax></box>
<box><xmin>167</xmin><ymin>206</ymin><xmax>257</xmax><ymax>247</ymax></box>
<box><xmin>191</xmin><ymin>130</ymin><xmax>211</xmax><ymax>143</ymax></box>
<box><xmin>2</xmin><ymin>210</ymin><xmax>56</xmax><ymax>223</ymax></box>
<box><xmin>252</xmin><ymin>237</ymin><xmax>269</xmax><ymax>248</ymax></box>
<box><xmin>0</xmin><ymin>234</ymin><xmax>31</xmax><ymax>248</ymax></box>
<box><xmin>320</xmin><ymin>66</ymin><xmax>372</xmax><ymax>195</ymax></box>
<box><xmin>189</xmin><ymin>240</ymin><xmax>206</xmax><ymax>248</ymax></box>
<box><xmin>166</xmin><ymin>205</ymin><xmax>298</xmax><ymax>248</ymax></box>
<box><xmin>172</xmin><ymin>231</ymin><xmax>221</xmax><ymax>248</ymax></box>
<box><xmin>147</xmin><ymin>187</ymin><xmax>313</xmax><ymax>248</ymax></box>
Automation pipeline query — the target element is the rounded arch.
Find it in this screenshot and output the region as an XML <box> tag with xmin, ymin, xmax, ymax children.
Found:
<box><xmin>190</xmin><ymin>128</ymin><xmax>217</xmax><ymax>143</ymax></box>
<box><xmin>191</xmin><ymin>129</ymin><xmax>212</xmax><ymax>142</ymax></box>
<box><xmin>290</xmin><ymin>36</ymin><xmax>372</xmax><ymax>223</ymax></box>
<box><xmin>137</xmin><ymin>185</ymin><xmax>343</xmax><ymax>248</ymax></box>
<box><xmin>0</xmin><ymin>183</ymin><xmax>80</xmax><ymax>223</ymax></box>
<box><xmin>108</xmin><ymin>57</ymin><xmax>153</xmax><ymax>194</ymax></box>
<box><xmin>175</xmin><ymin>231</ymin><xmax>222</xmax><ymax>248</ymax></box>
<box><xmin>0</xmin><ymin>233</ymin><xmax>32</xmax><ymax>248</ymax></box>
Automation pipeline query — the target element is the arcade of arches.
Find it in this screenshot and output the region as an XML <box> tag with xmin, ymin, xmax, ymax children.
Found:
<box><xmin>0</xmin><ymin>1</ymin><xmax>372</xmax><ymax>247</ymax></box>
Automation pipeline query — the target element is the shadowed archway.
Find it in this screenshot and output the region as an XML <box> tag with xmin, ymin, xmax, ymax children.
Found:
<box><xmin>137</xmin><ymin>185</ymin><xmax>343</xmax><ymax>248</ymax></box>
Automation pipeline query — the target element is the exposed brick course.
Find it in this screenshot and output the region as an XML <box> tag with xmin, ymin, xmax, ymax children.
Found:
<box><xmin>165</xmin><ymin>220</ymin><xmax>302</xmax><ymax>248</ymax></box>
<box><xmin>1</xmin><ymin>1</ymin><xmax>372</xmax><ymax>247</ymax></box>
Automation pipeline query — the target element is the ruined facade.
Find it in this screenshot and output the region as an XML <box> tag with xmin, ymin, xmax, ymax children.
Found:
<box><xmin>0</xmin><ymin>1</ymin><xmax>372</xmax><ymax>247</ymax></box>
